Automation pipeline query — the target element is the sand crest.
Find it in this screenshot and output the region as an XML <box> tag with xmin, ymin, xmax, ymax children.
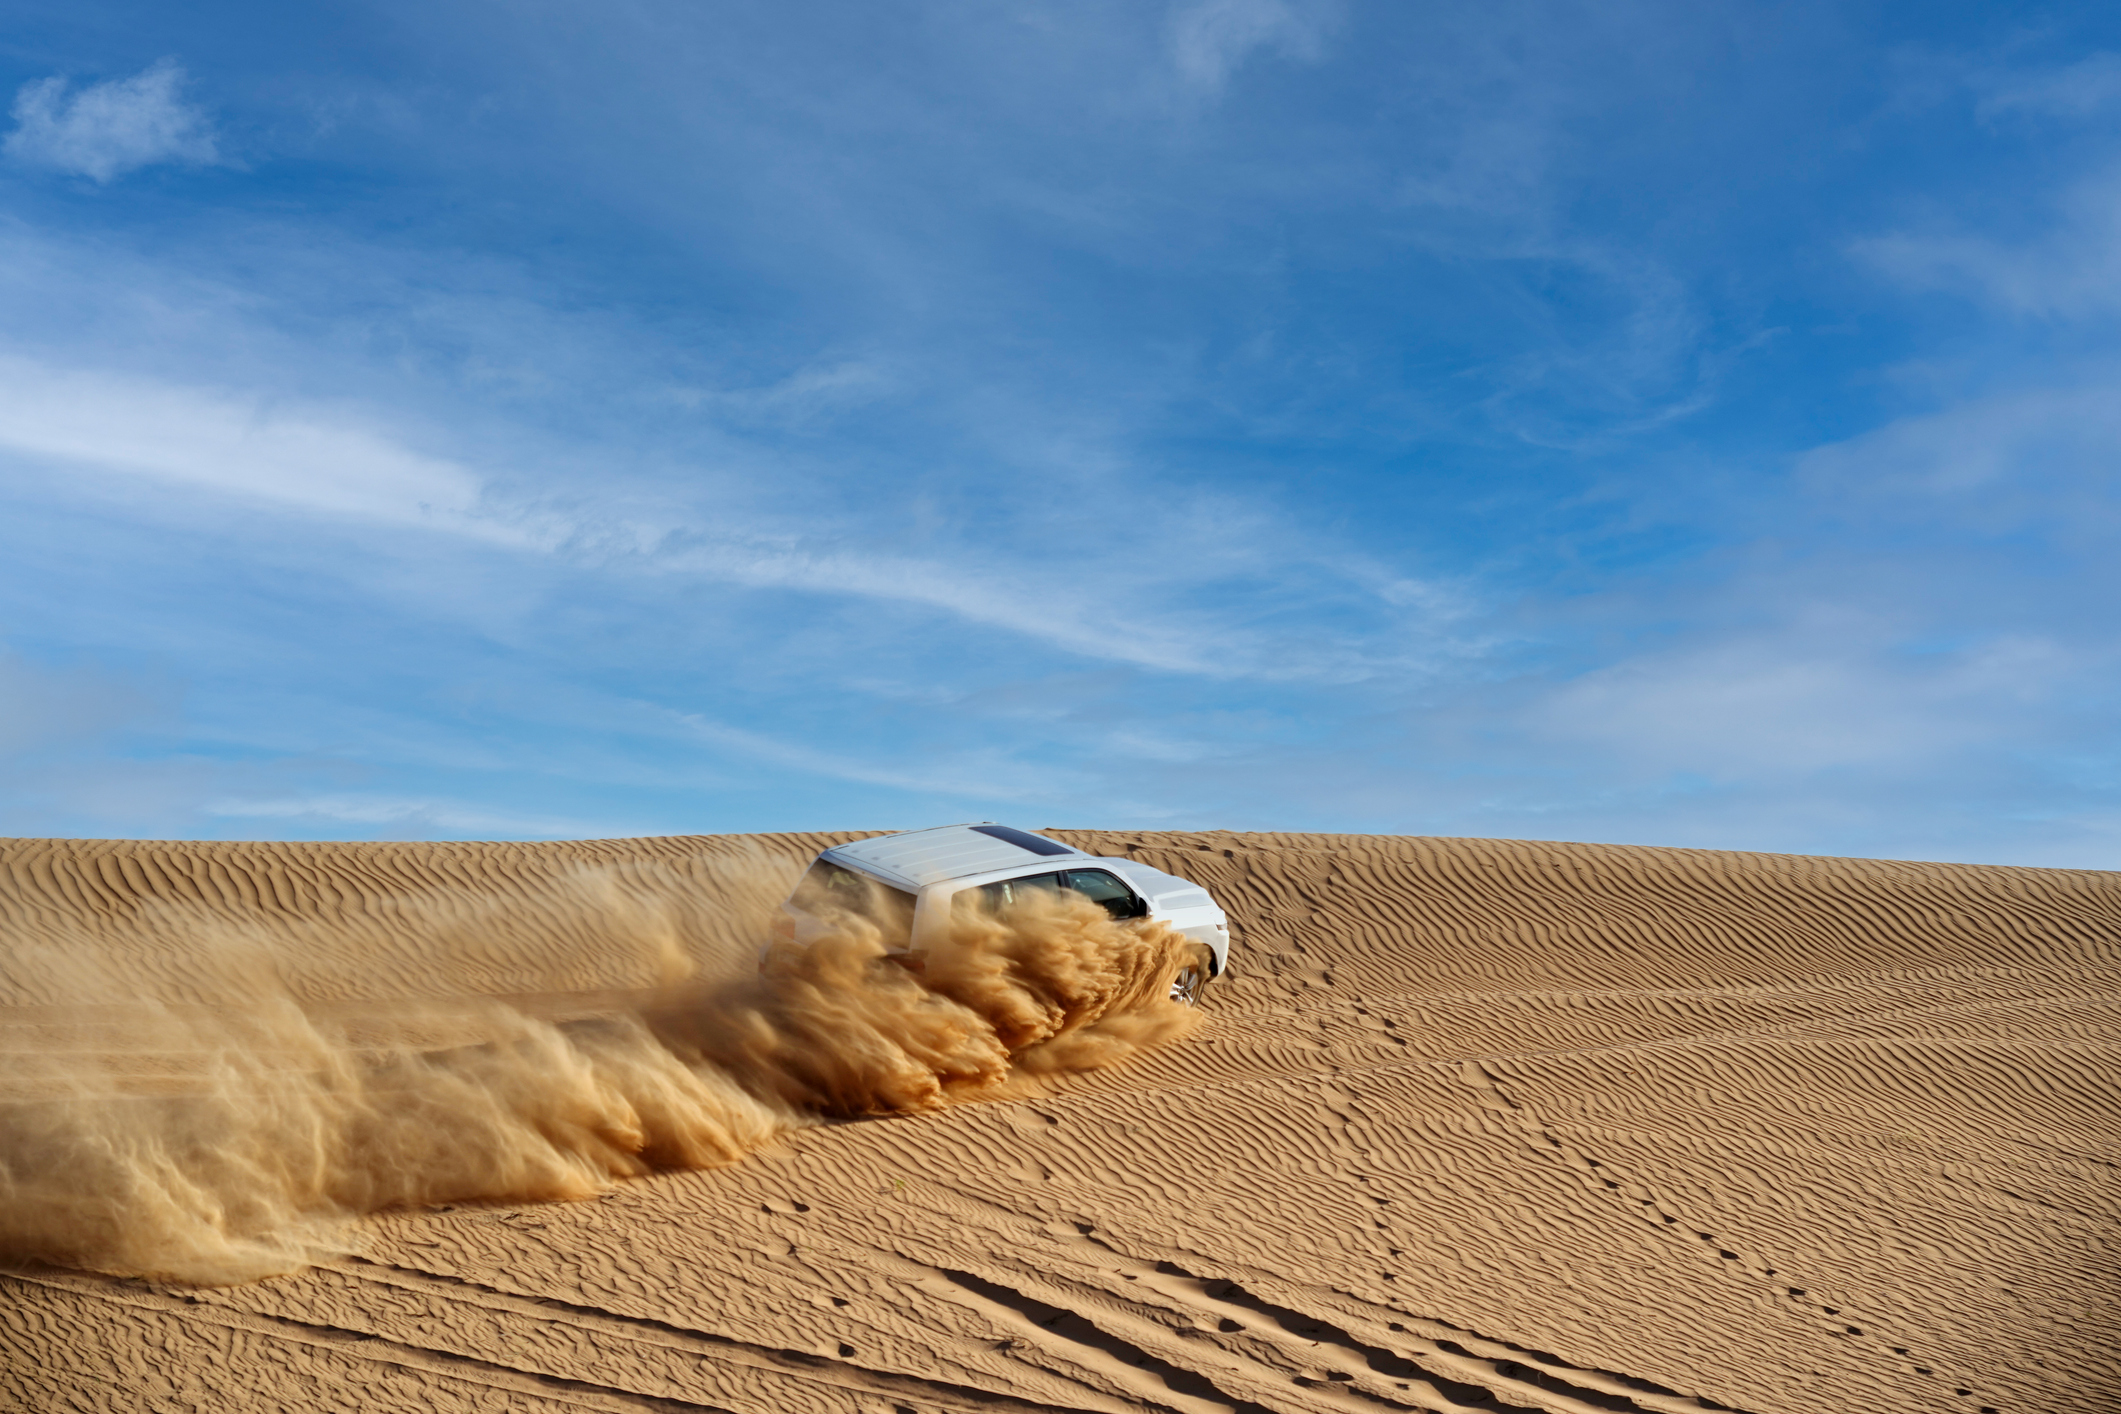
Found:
<box><xmin>2</xmin><ymin>830</ymin><xmax>2115</xmax><ymax>1413</ymax></box>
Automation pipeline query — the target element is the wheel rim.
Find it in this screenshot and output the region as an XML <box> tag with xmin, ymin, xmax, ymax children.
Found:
<box><xmin>1169</xmin><ymin>964</ymin><xmax>1205</xmax><ymax>1006</ymax></box>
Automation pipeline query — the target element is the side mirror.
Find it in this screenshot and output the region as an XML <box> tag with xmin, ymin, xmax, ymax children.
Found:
<box><xmin>1091</xmin><ymin>893</ymin><xmax>1149</xmax><ymax>921</ymax></box>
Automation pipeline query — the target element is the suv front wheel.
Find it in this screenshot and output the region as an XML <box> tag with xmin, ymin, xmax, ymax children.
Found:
<box><xmin>1169</xmin><ymin>944</ymin><xmax>1214</xmax><ymax>1006</ymax></box>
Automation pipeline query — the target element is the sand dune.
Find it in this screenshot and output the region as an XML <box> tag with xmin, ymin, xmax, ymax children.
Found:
<box><xmin>3</xmin><ymin>830</ymin><xmax>2116</xmax><ymax>1413</ymax></box>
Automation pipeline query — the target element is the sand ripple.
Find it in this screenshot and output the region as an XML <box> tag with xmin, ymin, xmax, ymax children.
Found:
<box><xmin>3</xmin><ymin>830</ymin><xmax>2115</xmax><ymax>1413</ymax></box>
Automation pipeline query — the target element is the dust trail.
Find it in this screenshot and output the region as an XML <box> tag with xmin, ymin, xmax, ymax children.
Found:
<box><xmin>668</xmin><ymin>886</ymin><xmax>1200</xmax><ymax>1115</ymax></box>
<box><xmin>0</xmin><ymin>877</ymin><xmax>1197</xmax><ymax>1284</ymax></box>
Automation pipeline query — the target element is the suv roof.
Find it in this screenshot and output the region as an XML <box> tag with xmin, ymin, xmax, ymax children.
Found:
<box><xmin>824</xmin><ymin>823</ymin><xmax>1085</xmax><ymax>890</ymax></box>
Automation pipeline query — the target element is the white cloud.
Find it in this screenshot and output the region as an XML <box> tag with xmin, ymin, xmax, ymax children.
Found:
<box><xmin>0</xmin><ymin>356</ymin><xmax>530</xmax><ymax>535</ymax></box>
<box><xmin>0</xmin><ymin>356</ymin><xmax>1308</xmax><ymax>677</ymax></box>
<box><xmin>1168</xmin><ymin>0</ymin><xmax>1326</xmax><ymax>94</ymax></box>
<box><xmin>1796</xmin><ymin>378</ymin><xmax>2121</xmax><ymax>533</ymax></box>
<box><xmin>1529</xmin><ymin>623</ymin><xmax>2071</xmax><ymax>780</ymax></box>
<box><xmin>0</xmin><ymin>354</ymin><xmax>1319</xmax><ymax>677</ymax></box>
<box><xmin>663</xmin><ymin>707</ymin><xmax>1088</xmax><ymax>803</ymax></box>
<box><xmin>1855</xmin><ymin>165</ymin><xmax>2121</xmax><ymax>317</ymax></box>
<box><xmin>5</xmin><ymin>59</ymin><xmax>218</xmax><ymax>183</ymax></box>
<box><xmin>1530</xmin><ymin>376</ymin><xmax>2121</xmax><ymax>794</ymax></box>
<box><xmin>1858</xmin><ymin>50</ymin><xmax>2121</xmax><ymax>319</ymax></box>
<box><xmin>657</xmin><ymin>535</ymin><xmax>1243</xmax><ymax>675</ymax></box>
<box><xmin>1975</xmin><ymin>51</ymin><xmax>2121</xmax><ymax>122</ymax></box>
<box><xmin>669</xmin><ymin>358</ymin><xmax>895</xmax><ymax>430</ymax></box>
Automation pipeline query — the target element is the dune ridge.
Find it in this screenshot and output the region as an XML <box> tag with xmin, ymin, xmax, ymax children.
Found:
<box><xmin>3</xmin><ymin>829</ymin><xmax>2116</xmax><ymax>1413</ymax></box>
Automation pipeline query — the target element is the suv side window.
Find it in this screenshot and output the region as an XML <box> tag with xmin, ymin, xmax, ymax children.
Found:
<box><xmin>976</xmin><ymin>870</ymin><xmax>1145</xmax><ymax>920</ymax></box>
<box><xmin>1062</xmin><ymin>869</ymin><xmax>1148</xmax><ymax>920</ymax></box>
<box><xmin>976</xmin><ymin>873</ymin><xmax>1063</xmax><ymax>910</ymax></box>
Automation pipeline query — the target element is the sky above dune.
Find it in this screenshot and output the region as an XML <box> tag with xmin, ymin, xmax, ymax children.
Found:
<box><xmin>0</xmin><ymin>2</ymin><xmax>2116</xmax><ymax>865</ymax></box>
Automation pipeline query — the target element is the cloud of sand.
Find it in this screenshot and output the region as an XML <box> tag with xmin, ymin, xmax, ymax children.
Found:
<box><xmin>0</xmin><ymin>875</ymin><xmax>1198</xmax><ymax>1284</ymax></box>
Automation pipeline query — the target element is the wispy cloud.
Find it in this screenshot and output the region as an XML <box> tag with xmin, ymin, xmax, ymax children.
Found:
<box><xmin>5</xmin><ymin>5</ymin><xmax>2114</xmax><ymax>864</ymax></box>
<box><xmin>652</xmin><ymin>537</ymin><xmax>1237</xmax><ymax>677</ymax></box>
<box><xmin>0</xmin><ymin>328</ymin><xmax>1459</xmax><ymax>685</ymax></box>
<box><xmin>663</xmin><ymin>708</ymin><xmax>1088</xmax><ymax>803</ymax></box>
<box><xmin>1168</xmin><ymin>0</ymin><xmax>1328</xmax><ymax>94</ymax></box>
<box><xmin>1858</xmin><ymin>49</ymin><xmax>2121</xmax><ymax>318</ymax></box>
<box><xmin>1796</xmin><ymin>376</ymin><xmax>2121</xmax><ymax>539</ymax></box>
<box><xmin>5</xmin><ymin>59</ymin><xmax>218</xmax><ymax>183</ymax></box>
<box><xmin>1855</xmin><ymin>165</ymin><xmax>2121</xmax><ymax>317</ymax></box>
<box><xmin>1974</xmin><ymin>50</ymin><xmax>2121</xmax><ymax>121</ymax></box>
<box><xmin>1529</xmin><ymin>619</ymin><xmax>2075</xmax><ymax>779</ymax></box>
<box><xmin>0</xmin><ymin>358</ymin><xmax>501</xmax><ymax>530</ymax></box>
<box><xmin>0</xmin><ymin>355</ymin><xmax>1327</xmax><ymax>678</ymax></box>
<box><xmin>667</xmin><ymin>358</ymin><xmax>896</xmax><ymax>431</ymax></box>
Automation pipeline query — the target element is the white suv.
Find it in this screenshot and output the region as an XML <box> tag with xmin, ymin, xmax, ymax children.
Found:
<box><xmin>775</xmin><ymin>823</ymin><xmax>1232</xmax><ymax>1004</ymax></box>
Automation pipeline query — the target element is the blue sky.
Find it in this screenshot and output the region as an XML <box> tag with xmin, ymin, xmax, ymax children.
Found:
<box><xmin>1</xmin><ymin>2</ymin><xmax>2117</xmax><ymax>865</ymax></box>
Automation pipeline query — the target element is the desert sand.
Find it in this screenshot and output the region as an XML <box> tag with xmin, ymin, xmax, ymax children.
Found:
<box><xmin>2</xmin><ymin>829</ymin><xmax>2116</xmax><ymax>1413</ymax></box>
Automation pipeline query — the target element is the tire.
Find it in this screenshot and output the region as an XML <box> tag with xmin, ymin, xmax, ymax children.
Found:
<box><xmin>1169</xmin><ymin>945</ymin><xmax>1214</xmax><ymax>1006</ymax></box>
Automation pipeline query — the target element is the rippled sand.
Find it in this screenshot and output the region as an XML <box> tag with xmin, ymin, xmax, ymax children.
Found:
<box><xmin>4</xmin><ymin>830</ymin><xmax>2115</xmax><ymax>1413</ymax></box>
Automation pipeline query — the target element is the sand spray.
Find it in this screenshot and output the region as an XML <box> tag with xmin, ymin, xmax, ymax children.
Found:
<box><xmin>0</xmin><ymin>871</ymin><xmax>1199</xmax><ymax>1283</ymax></box>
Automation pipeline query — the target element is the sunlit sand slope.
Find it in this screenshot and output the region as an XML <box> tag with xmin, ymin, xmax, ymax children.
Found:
<box><xmin>4</xmin><ymin>831</ymin><xmax>2117</xmax><ymax>1414</ymax></box>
